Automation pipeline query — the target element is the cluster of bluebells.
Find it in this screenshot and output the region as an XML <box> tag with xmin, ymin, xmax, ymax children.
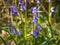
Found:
<box><xmin>9</xmin><ymin>5</ymin><xmax>18</xmax><ymax>15</ymax></box>
<box><xmin>9</xmin><ymin>0</ymin><xmax>41</xmax><ymax>15</ymax></box>
<box><xmin>31</xmin><ymin>7</ymin><xmax>38</xmax><ymax>24</ymax></box>
<box><xmin>4</xmin><ymin>0</ymin><xmax>18</xmax><ymax>15</ymax></box>
<box><xmin>9</xmin><ymin>23</ymin><xmax>19</xmax><ymax>35</ymax></box>
<box><xmin>9</xmin><ymin>0</ymin><xmax>27</xmax><ymax>15</ymax></box>
<box><xmin>31</xmin><ymin>6</ymin><xmax>42</xmax><ymax>38</ymax></box>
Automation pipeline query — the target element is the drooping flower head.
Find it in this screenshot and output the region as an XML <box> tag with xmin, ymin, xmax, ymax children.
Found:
<box><xmin>23</xmin><ymin>3</ymin><xmax>26</xmax><ymax>10</ymax></box>
<box><xmin>9</xmin><ymin>23</ymin><xmax>19</xmax><ymax>35</ymax></box>
<box><xmin>9</xmin><ymin>23</ymin><xmax>13</xmax><ymax>27</ymax></box>
<box><xmin>37</xmin><ymin>24</ymin><xmax>42</xmax><ymax>31</ymax></box>
<box><xmin>20</xmin><ymin>3</ymin><xmax>26</xmax><ymax>11</ymax></box>
<box><xmin>33</xmin><ymin>29</ymin><xmax>39</xmax><ymax>38</ymax></box>
<box><xmin>31</xmin><ymin>7</ymin><xmax>38</xmax><ymax>14</ymax></box>
<box><xmin>10</xmin><ymin>27</ymin><xmax>15</xmax><ymax>34</ymax></box>
<box><xmin>18</xmin><ymin>0</ymin><xmax>22</xmax><ymax>4</ymax></box>
<box><xmin>33</xmin><ymin>24</ymin><xmax>42</xmax><ymax>38</ymax></box>
<box><xmin>33</xmin><ymin>13</ymin><xmax>38</xmax><ymax>24</ymax></box>
<box><xmin>9</xmin><ymin>5</ymin><xmax>18</xmax><ymax>15</ymax></box>
<box><xmin>15</xmin><ymin>29</ymin><xmax>19</xmax><ymax>35</ymax></box>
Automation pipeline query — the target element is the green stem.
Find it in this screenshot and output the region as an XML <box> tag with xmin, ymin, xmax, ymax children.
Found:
<box><xmin>47</xmin><ymin>2</ymin><xmax>52</xmax><ymax>38</ymax></box>
<box><xmin>37</xmin><ymin>4</ymin><xmax>41</xmax><ymax>24</ymax></box>
<box><xmin>24</xmin><ymin>10</ymin><xmax>27</xmax><ymax>40</ymax></box>
<box><xmin>48</xmin><ymin>2</ymin><xmax>51</xmax><ymax>24</ymax></box>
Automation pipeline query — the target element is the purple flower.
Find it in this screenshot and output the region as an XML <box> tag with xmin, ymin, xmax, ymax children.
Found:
<box><xmin>10</xmin><ymin>27</ymin><xmax>19</xmax><ymax>35</ymax></box>
<box><xmin>33</xmin><ymin>13</ymin><xmax>38</xmax><ymax>24</ymax></box>
<box><xmin>48</xmin><ymin>0</ymin><xmax>51</xmax><ymax>2</ymax></box>
<box><xmin>9</xmin><ymin>5</ymin><xmax>18</xmax><ymax>15</ymax></box>
<box><xmin>31</xmin><ymin>7</ymin><xmax>39</xmax><ymax>24</ymax></box>
<box><xmin>9</xmin><ymin>23</ymin><xmax>19</xmax><ymax>35</ymax></box>
<box><xmin>33</xmin><ymin>24</ymin><xmax>42</xmax><ymax>38</ymax></box>
<box><xmin>9</xmin><ymin>23</ymin><xmax>13</xmax><ymax>27</ymax></box>
<box><xmin>18</xmin><ymin>0</ymin><xmax>22</xmax><ymax>4</ymax></box>
<box><xmin>15</xmin><ymin>29</ymin><xmax>19</xmax><ymax>35</ymax></box>
<box><xmin>20</xmin><ymin>3</ymin><xmax>26</xmax><ymax>11</ymax></box>
<box><xmin>37</xmin><ymin>24</ymin><xmax>42</xmax><ymax>31</ymax></box>
<box><xmin>37</xmin><ymin>25</ymin><xmax>40</xmax><ymax>29</ymax></box>
<box><xmin>31</xmin><ymin>7</ymin><xmax>38</xmax><ymax>14</ymax></box>
<box><xmin>10</xmin><ymin>27</ymin><xmax>15</xmax><ymax>34</ymax></box>
<box><xmin>36</xmin><ymin>0</ymin><xmax>40</xmax><ymax>3</ymax></box>
<box><xmin>33</xmin><ymin>29</ymin><xmax>39</xmax><ymax>38</ymax></box>
<box><xmin>23</xmin><ymin>3</ymin><xmax>26</xmax><ymax>10</ymax></box>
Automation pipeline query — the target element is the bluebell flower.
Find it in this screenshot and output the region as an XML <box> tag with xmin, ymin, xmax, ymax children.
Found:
<box><xmin>9</xmin><ymin>23</ymin><xmax>13</xmax><ymax>27</ymax></box>
<box><xmin>11</xmin><ymin>27</ymin><xmax>19</xmax><ymax>36</ymax></box>
<box><xmin>37</xmin><ymin>24</ymin><xmax>40</xmax><ymax>29</ymax></box>
<box><xmin>33</xmin><ymin>29</ymin><xmax>39</xmax><ymax>38</ymax></box>
<box><xmin>36</xmin><ymin>0</ymin><xmax>40</xmax><ymax>3</ymax></box>
<box><xmin>9</xmin><ymin>5</ymin><xmax>18</xmax><ymax>15</ymax></box>
<box><xmin>31</xmin><ymin>7</ymin><xmax>38</xmax><ymax>14</ymax></box>
<box><xmin>33</xmin><ymin>13</ymin><xmax>38</xmax><ymax>24</ymax></box>
<box><xmin>18</xmin><ymin>0</ymin><xmax>22</xmax><ymax>4</ymax></box>
<box><xmin>31</xmin><ymin>7</ymin><xmax>38</xmax><ymax>24</ymax></box>
<box><xmin>15</xmin><ymin>29</ymin><xmax>19</xmax><ymax>35</ymax></box>
<box><xmin>20</xmin><ymin>3</ymin><xmax>26</xmax><ymax>11</ymax></box>
<box><xmin>33</xmin><ymin>24</ymin><xmax>42</xmax><ymax>38</ymax></box>
<box><xmin>23</xmin><ymin>3</ymin><xmax>26</xmax><ymax>10</ymax></box>
<box><xmin>37</xmin><ymin>24</ymin><xmax>42</xmax><ymax>31</ymax></box>
<box><xmin>9</xmin><ymin>23</ymin><xmax>19</xmax><ymax>35</ymax></box>
<box><xmin>10</xmin><ymin>27</ymin><xmax>15</xmax><ymax>34</ymax></box>
<box><xmin>33</xmin><ymin>15</ymin><xmax>38</xmax><ymax>24</ymax></box>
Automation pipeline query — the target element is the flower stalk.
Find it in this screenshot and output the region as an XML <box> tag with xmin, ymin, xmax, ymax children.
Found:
<box><xmin>48</xmin><ymin>1</ymin><xmax>51</xmax><ymax>24</ymax></box>
<box><xmin>24</xmin><ymin>10</ymin><xmax>27</xmax><ymax>40</ymax></box>
<box><xmin>48</xmin><ymin>0</ymin><xmax>52</xmax><ymax>38</ymax></box>
<box><xmin>24</xmin><ymin>2</ymin><xmax>27</xmax><ymax>40</ymax></box>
